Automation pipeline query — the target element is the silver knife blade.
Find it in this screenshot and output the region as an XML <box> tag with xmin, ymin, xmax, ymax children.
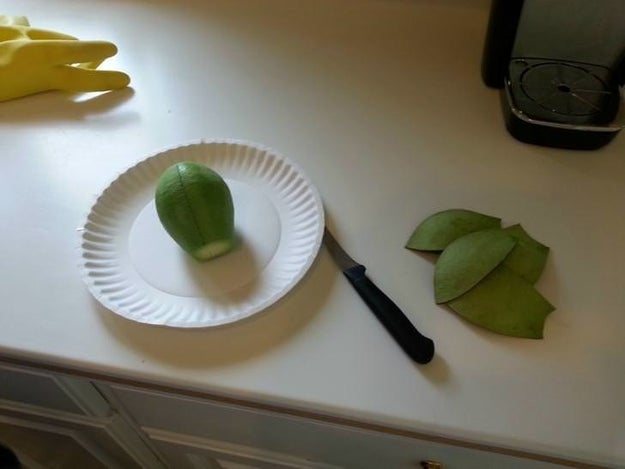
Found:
<box><xmin>323</xmin><ymin>228</ymin><xmax>360</xmax><ymax>271</ymax></box>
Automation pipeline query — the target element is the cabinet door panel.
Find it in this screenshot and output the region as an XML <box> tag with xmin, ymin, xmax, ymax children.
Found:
<box><xmin>0</xmin><ymin>410</ymin><xmax>141</xmax><ymax>469</ymax></box>
<box><xmin>109</xmin><ymin>384</ymin><xmax>571</xmax><ymax>469</ymax></box>
<box><xmin>146</xmin><ymin>429</ymin><xmax>339</xmax><ymax>469</ymax></box>
<box><xmin>0</xmin><ymin>364</ymin><xmax>87</xmax><ymax>415</ymax></box>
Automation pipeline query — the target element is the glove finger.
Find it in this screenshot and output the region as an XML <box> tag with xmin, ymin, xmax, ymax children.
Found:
<box><xmin>78</xmin><ymin>60</ymin><xmax>105</xmax><ymax>70</ymax></box>
<box><xmin>0</xmin><ymin>15</ymin><xmax>30</xmax><ymax>26</ymax></box>
<box><xmin>36</xmin><ymin>40</ymin><xmax>119</xmax><ymax>65</ymax></box>
<box><xmin>0</xmin><ymin>25</ymin><xmax>29</xmax><ymax>41</ymax></box>
<box><xmin>25</xmin><ymin>28</ymin><xmax>78</xmax><ymax>41</ymax></box>
<box><xmin>53</xmin><ymin>66</ymin><xmax>130</xmax><ymax>91</ymax></box>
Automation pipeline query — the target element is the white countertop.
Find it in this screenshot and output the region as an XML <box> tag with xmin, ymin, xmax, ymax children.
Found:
<box><xmin>1</xmin><ymin>0</ymin><xmax>624</xmax><ymax>467</ymax></box>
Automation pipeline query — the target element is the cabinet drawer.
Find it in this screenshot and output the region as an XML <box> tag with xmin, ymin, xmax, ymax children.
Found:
<box><xmin>108</xmin><ymin>384</ymin><xmax>570</xmax><ymax>469</ymax></box>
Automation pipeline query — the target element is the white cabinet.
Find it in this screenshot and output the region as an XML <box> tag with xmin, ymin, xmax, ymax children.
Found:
<box><xmin>0</xmin><ymin>363</ymin><xmax>165</xmax><ymax>468</ymax></box>
<box><xmin>0</xmin><ymin>362</ymin><xmax>593</xmax><ymax>469</ymax></box>
<box><xmin>0</xmin><ymin>409</ymin><xmax>139</xmax><ymax>468</ymax></box>
<box><xmin>101</xmin><ymin>383</ymin><xmax>573</xmax><ymax>469</ymax></box>
<box><xmin>145</xmin><ymin>431</ymin><xmax>340</xmax><ymax>469</ymax></box>
<box><xmin>0</xmin><ymin>366</ymin><xmax>97</xmax><ymax>416</ymax></box>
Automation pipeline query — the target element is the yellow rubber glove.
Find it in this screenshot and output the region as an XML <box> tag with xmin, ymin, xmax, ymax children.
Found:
<box><xmin>0</xmin><ymin>15</ymin><xmax>130</xmax><ymax>102</ymax></box>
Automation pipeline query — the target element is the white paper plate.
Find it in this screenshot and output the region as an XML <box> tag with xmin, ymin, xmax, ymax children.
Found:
<box><xmin>79</xmin><ymin>140</ymin><xmax>324</xmax><ymax>327</ymax></box>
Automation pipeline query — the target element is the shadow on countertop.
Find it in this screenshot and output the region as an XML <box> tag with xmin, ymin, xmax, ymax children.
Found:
<box><xmin>0</xmin><ymin>87</ymin><xmax>136</xmax><ymax>124</ymax></box>
<box><xmin>94</xmin><ymin>249</ymin><xmax>336</xmax><ymax>369</ymax></box>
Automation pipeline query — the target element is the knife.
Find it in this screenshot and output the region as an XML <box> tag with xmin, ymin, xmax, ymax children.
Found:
<box><xmin>324</xmin><ymin>228</ymin><xmax>435</xmax><ymax>364</ymax></box>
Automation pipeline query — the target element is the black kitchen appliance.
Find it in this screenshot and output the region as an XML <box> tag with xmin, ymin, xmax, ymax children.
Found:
<box><xmin>482</xmin><ymin>0</ymin><xmax>625</xmax><ymax>150</ymax></box>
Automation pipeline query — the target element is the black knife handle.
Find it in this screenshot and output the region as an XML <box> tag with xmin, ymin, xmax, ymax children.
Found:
<box><xmin>344</xmin><ymin>265</ymin><xmax>435</xmax><ymax>364</ymax></box>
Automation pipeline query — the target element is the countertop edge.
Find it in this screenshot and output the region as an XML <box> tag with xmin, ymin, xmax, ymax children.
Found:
<box><xmin>0</xmin><ymin>351</ymin><xmax>617</xmax><ymax>469</ymax></box>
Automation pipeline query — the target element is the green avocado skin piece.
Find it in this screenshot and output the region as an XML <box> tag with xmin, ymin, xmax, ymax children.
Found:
<box><xmin>406</xmin><ymin>209</ymin><xmax>501</xmax><ymax>252</ymax></box>
<box><xmin>502</xmin><ymin>224</ymin><xmax>550</xmax><ymax>284</ymax></box>
<box><xmin>434</xmin><ymin>229</ymin><xmax>516</xmax><ymax>304</ymax></box>
<box><xmin>448</xmin><ymin>265</ymin><xmax>555</xmax><ymax>339</ymax></box>
<box><xmin>155</xmin><ymin>162</ymin><xmax>235</xmax><ymax>261</ymax></box>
